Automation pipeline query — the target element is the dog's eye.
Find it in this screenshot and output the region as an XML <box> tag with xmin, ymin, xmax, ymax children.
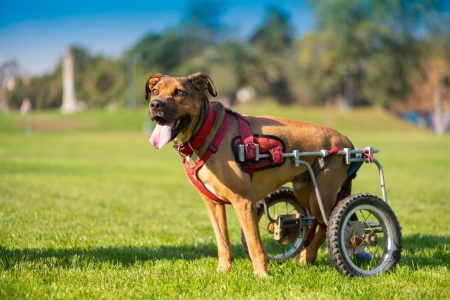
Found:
<box><xmin>152</xmin><ymin>89</ymin><xmax>158</xmax><ymax>97</ymax></box>
<box><xmin>174</xmin><ymin>89</ymin><xmax>186</xmax><ymax>97</ymax></box>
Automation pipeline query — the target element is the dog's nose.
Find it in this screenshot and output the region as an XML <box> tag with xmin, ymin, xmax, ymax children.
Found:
<box><xmin>150</xmin><ymin>100</ymin><xmax>165</xmax><ymax>111</ymax></box>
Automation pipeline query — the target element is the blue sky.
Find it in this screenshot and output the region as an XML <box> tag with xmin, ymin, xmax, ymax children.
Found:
<box><xmin>0</xmin><ymin>0</ymin><xmax>314</xmax><ymax>75</ymax></box>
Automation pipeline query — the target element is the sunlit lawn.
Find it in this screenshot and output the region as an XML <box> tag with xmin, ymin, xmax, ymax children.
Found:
<box><xmin>1</xmin><ymin>103</ymin><xmax>449</xmax><ymax>299</ymax></box>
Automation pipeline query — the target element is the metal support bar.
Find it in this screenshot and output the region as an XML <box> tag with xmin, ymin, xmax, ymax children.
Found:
<box><xmin>263</xmin><ymin>200</ymin><xmax>276</xmax><ymax>223</ymax></box>
<box><xmin>344</xmin><ymin>148</ymin><xmax>351</xmax><ymax>164</ymax></box>
<box><xmin>237</xmin><ymin>145</ymin><xmax>379</xmax><ymax>164</ymax></box>
<box><xmin>237</xmin><ymin>145</ymin><xmax>386</xmax><ymax>223</ymax></box>
<box><xmin>373</xmin><ymin>158</ymin><xmax>388</xmax><ymax>202</ymax></box>
<box><xmin>295</xmin><ymin>160</ymin><xmax>329</xmax><ymax>226</ymax></box>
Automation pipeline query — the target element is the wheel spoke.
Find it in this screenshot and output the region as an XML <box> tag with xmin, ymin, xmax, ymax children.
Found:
<box><xmin>360</xmin><ymin>210</ymin><xmax>376</xmax><ymax>238</ymax></box>
<box><xmin>349</xmin><ymin>221</ymin><xmax>358</xmax><ymax>235</ymax></box>
<box><xmin>360</xmin><ymin>210</ymin><xmax>369</xmax><ymax>223</ymax></box>
<box><xmin>364</xmin><ymin>210</ymin><xmax>374</xmax><ymax>224</ymax></box>
<box><xmin>374</xmin><ymin>243</ymin><xmax>381</xmax><ymax>259</ymax></box>
<box><xmin>366</xmin><ymin>244</ymin><xmax>375</xmax><ymax>257</ymax></box>
<box><xmin>288</xmin><ymin>208</ymin><xmax>296</xmax><ymax>214</ymax></box>
<box><xmin>355</xmin><ymin>238</ymin><xmax>365</xmax><ymax>252</ymax></box>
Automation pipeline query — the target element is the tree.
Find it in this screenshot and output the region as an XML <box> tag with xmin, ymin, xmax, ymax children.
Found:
<box><xmin>249</xmin><ymin>7</ymin><xmax>295</xmax><ymax>104</ymax></box>
<box><xmin>401</xmin><ymin>42</ymin><xmax>450</xmax><ymax>134</ymax></box>
<box><xmin>128</xmin><ymin>32</ymin><xmax>187</xmax><ymax>74</ymax></box>
<box><xmin>205</xmin><ymin>41</ymin><xmax>258</xmax><ymax>103</ymax></box>
<box><xmin>181</xmin><ymin>0</ymin><xmax>226</xmax><ymax>43</ymax></box>
<box><xmin>301</xmin><ymin>0</ymin><xmax>450</xmax><ymax>108</ymax></box>
<box><xmin>82</xmin><ymin>57</ymin><xmax>126</xmax><ymax>107</ymax></box>
<box><xmin>5</xmin><ymin>46</ymin><xmax>127</xmax><ymax>109</ymax></box>
<box><xmin>250</xmin><ymin>7</ymin><xmax>293</xmax><ymax>55</ymax></box>
<box><xmin>0</xmin><ymin>60</ymin><xmax>19</xmax><ymax>111</ymax></box>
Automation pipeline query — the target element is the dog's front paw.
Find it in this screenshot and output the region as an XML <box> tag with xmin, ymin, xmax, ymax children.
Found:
<box><xmin>217</xmin><ymin>261</ymin><xmax>232</xmax><ymax>273</ymax></box>
<box><xmin>253</xmin><ymin>269</ymin><xmax>269</xmax><ymax>278</ymax></box>
<box><xmin>299</xmin><ymin>248</ymin><xmax>317</xmax><ymax>265</ymax></box>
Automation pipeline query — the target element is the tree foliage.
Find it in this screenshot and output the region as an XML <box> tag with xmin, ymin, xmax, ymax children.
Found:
<box><xmin>4</xmin><ymin>1</ymin><xmax>449</xmax><ymax>110</ymax></box>
<box><xmin>300</xmin><ymin>0</ymin><xmax>450</xmax><ymax>107</ymax></box>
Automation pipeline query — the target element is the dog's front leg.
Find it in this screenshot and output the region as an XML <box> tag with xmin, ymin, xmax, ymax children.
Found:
<box><xmin>233</xmin><ymin>198</ymin><xmax>268</xmax><ymax>277</ymax></box>
<box><xmin>201</xmin><ymin>196</ymin><xmax>232</xmax><ymax>272</ymax></box>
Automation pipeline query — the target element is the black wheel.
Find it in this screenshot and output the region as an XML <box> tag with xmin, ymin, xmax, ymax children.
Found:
<box><xmin>241</xmin><ymin>187</ymin><xmax>308</xmax><ymax>261</ymax></box>
<box><xmin>327</xmin><ymin>193</ymin><xmax>402</xmax><ymax>277</ymax></box>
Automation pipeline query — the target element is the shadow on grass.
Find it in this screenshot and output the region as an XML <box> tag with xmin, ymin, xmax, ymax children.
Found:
<box><xmin>1</xmin><ymin>234</ymin><xmax>447</xmax><ymax>270</ymax></box>
<box><xmin>0</xmin><ymin>243</ymin><xmax>247</xmax><ymax>270</ymax></box>
<box><xmin>400</xmin><ymin>234</ymin><xmax>450</xmax><ymax>268</ymax></box>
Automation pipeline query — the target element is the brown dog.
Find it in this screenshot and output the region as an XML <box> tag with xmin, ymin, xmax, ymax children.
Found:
<box><xmin>146</xmin><ymin>72</ymin><xmax>353</xmax><ymax>277</ymax></box>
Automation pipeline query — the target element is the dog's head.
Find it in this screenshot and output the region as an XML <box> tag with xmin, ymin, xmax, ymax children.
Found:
<box><xmin>146</xmin><ymin>72</ymin><xmax>217</xmax><ymax>149</ymax></box>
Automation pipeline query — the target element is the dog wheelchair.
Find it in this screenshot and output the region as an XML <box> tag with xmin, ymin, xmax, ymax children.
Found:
<box><xmin>240</xmin><ymin>147</ymin><xmax>402</xmax><ymax>277</ymax></box>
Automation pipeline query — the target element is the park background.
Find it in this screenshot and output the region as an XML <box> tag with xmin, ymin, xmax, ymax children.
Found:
<box><xmin>1</xmin><ymin>0</ymin><xmax>449</xmax><ymax>298</ymax></box>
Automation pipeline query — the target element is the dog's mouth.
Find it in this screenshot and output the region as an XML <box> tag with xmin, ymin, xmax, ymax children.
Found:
<box><xmin>169</xmin><ymin>115</ymin><xmax>191</xmax><ymax>139</ymax></box>
<box><xmin>150</xmin><ymin>115</ymin><xmax>191</xmax><ymax>149</ymax></box>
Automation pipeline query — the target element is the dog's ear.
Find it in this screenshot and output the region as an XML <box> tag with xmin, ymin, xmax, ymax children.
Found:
<box><xmin>187</xmin><ymin>72</ymin><xmax>217</xmax><ymax>97</ymax></box>
<box><xmin>145</xmin><ymin>73</ymin><xmax>166</xmax><ymax>100</ymax></box>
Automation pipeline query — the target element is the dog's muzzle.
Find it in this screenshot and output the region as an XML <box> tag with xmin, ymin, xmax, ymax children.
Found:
<box><xmin>150</xmin><ymin>99</ymin><xmax>165</xmax><ymax>112</ymax></box>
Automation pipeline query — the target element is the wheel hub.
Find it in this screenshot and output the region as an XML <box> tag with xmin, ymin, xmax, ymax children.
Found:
<box><xmin>350</xmin><ymin>234</ymin><xmax>365</xmax><ymax>248</ymax></box>
<box><xmin>267</xmin><ymin>222</ymin><xmax>276</xmax><ymax>234</ymax></box>
<box><xmin>365</xmin><ymin>232</ymin><xmax>378</xmax><ymax>246</ymax></box>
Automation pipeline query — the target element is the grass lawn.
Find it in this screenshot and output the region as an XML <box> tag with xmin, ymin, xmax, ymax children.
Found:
<box><xmin>1</xmin><ymin>104</ymin><xmax>449</xmax><ymax>299</ymax></box>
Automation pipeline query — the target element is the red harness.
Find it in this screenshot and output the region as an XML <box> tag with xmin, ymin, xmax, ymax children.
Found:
<box><xmin>176</xmin><ymin>104</ymin><xmax>218</xmax><ymax>157</ymax></box>
<box><xmin>178</xmin><ymin>104</ymin><xmax>286</xmax><ymax>204</ymax></box>
<box><xmin>178</xmin><ymin>104</ymin><xmax>259</xmax><ymax>204</ymax></box>
<box><xmin>179</xmin><ymin>104</ymin><xmax>230</xmax><ymax>204</ymax></box>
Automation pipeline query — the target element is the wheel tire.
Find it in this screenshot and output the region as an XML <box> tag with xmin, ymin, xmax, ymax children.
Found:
<box><xmin>241</xmin><ymin>187</ymin><xmax>306</xmax><ymax>261</ymax></box>
<box><xmin>327</xmin><ymin>193</ymin><xmax>402</xmax><ymax>277</ymax></box>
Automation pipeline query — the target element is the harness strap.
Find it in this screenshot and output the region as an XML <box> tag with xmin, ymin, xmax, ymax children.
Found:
<box><xmin>363</xmin><ymin>147</ymin><xmax>374</xmax><ymax>162</ymax></box>
<box><xmin>183</xmin><ymin>111</ymin><xmax>232</xmax><ymax>204</ymax></box>
<box><xmin>328</xmin><ymin>145</ymin><xmax>340</xmax><ymax>156</ymax></box>
<box><xmin>269</xmin><ymin>146</ymin><xmax>284</xmax><ymax>164</ymax></box>
<box><xmin>228</xmin><ymin>109</ymin><xmax>256</xmax><ymax>180</ymax></box>
<box><xmin>178</xmin><ymin>104</ymin><xmax>217</xmax><ymax>157</ymax></box>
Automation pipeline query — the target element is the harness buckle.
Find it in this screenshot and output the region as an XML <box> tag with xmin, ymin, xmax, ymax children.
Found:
<box><xmin>237</xmin><ymin>143</ymin><xmax>260</xmax><ymax>162</ymax></box>
<box><xmin>245</xmin><ymin>142</ymin><xmax>257</xmax><ymax>160</ymax></box>
<box><xmin>173</xmin><ymin>143</ymin><xmax>185</xmax><ymax>156</ymax></box>
<box><xmin>209</xmin><ymin>143</ymin><xmax>219</xmax><ymax>153</ymax></box>
<box><xmin>174</xmin><ymin>142</ymin><xmax>198</xmax><ymax>158</ymax></box>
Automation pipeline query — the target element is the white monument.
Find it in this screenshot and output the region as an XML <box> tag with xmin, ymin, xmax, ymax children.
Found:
<box><xmin>61</xmin><ymin>46</ymin><xmax>78</xmax><ymax>113</ymax></box>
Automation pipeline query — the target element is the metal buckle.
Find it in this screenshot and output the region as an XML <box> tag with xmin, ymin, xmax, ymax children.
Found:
<box><xmin>187</xmin><ymin>142</ymin><xmax>196</xmax><ymax>153</ymax></box>
<box><xmin>237</xmin><ymin>143</ymin><xmax>260</xmax><ymax>162</ymax></box>
<box><xmin>174</xmin><ymin>142</ymin><xmax>199</xmax><ymax>160</ymax></box>
<box><xmin>173</xmin><ymin>143</ymin><xmax>187</xmax><ymax>157</ymax></box>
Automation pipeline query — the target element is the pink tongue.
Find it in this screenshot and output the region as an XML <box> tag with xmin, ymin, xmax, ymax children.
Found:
<box><xmin>150</xmin><ymin>122</ymin><xmax>174</xmax><ymax>149</ymax></box>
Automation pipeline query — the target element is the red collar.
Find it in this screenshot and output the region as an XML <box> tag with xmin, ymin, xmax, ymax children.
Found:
<box><xmin>176</xmin><ymin>104</ymin><xmax>217</xmax><ymax>157</ymax></box>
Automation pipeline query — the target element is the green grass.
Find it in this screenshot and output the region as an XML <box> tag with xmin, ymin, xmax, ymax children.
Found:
<box><xmin>1</xmin><ymin>104</ymin><xmax>449</xmax><ymax>299</ymax></box>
